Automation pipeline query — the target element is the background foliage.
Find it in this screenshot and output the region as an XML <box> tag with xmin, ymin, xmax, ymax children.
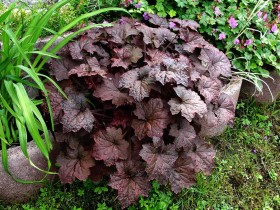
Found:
<box><xmin>126</xmin><ymin>0</ymin><xmax>280</xmax><ymax>83</ymax></box>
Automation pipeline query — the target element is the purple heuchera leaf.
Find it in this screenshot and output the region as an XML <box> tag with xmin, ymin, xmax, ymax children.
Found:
<box><xmin>139</xmin><ymin>137</ymin><xmax>178</xmax><ymax>184</ymax></box>
<box><xmin>44</xmin><ymin>82</ymin><xmax>63</xmax><ymax>123</ymax></box>
<box><xmin>147</xmin><ymin>14</ymin><xmax>169</xmax><ymax>28</ymax></box>
<box><xmin>92</xmin><ymin>127</ymin><xmax>129</xmax><ymax>166</ymax></box>
<box><xmin>93</xmin><ymin>73</ymin><xmax>134</xmax><ymax>106</ymax></box>
<box><xmin>60</xmin><ymin>87</ymin><xmax>95</xmax><ymax>133</ymax></box>
<box><xmin>199</xmin><ymin>93</ymin><xmax>235</xmax><ymax>137</ymax></box>
<box><xmin>215</xmin><ymin>93</ymin><xmax>235</xmax><ymax>124</ymax></box>
<box><xmin>119</xmin><ymin>66</ymin><xmax>154</xmax><ymax>101</ymax></box>
<box><xmin>168</xmin><ymin>86</ymin><xmax>207</xmax><ymax>122</ymax></box>
<box><xmin>68</xmin><ymin>57</ymin><xmax>107</xmax><ymax>78</ymax></box>
<box><xmin>136</xmin><ymin>23</ymin><xmax>154</xmax><ymax>45</ymax></box>
<box><xmin>168</xmin><ymin>154</ymin><xmax>196</xmax><ymax>193</ymax></box>
<box><xmin>180</xmin><ymin>31</ymin><xmax>206</xmax><ymax>53</ymax></box>
<box><xmin>109</xmin><ymin>160</ymin><xmax>151</xmax><ymax>209</ymax></box>
<box><xmin>197</xmin><ymin>75</ymin><xmax>222</xmax><ymax>103</ymax></box>
<box><xmin>153</xmin><ymin>28</ymin><xmax>177</xmax><ymax>48</ymax></box>
<box><xmin>198</xmin><ymin>45</ymin><xmax>232</xmax><ymax>78</ymax></box>
<box><xmin>57</xmin><ymin>145</ymin><xmax>95</xmax><ymax>184</ymax></box>
<box><xmin>169</xmin><ymin>119</ymin><xmax>196</xmax><ymax>149</ymax></box>
<box><xmin>132</xmin><ymin>98</ymin><xmax>169</xmax><ymax>139</ymax></box>
<box><xmin>111</xmin><ymin>45</ymin><xmax>143</xmax><ymax>69</ymax></box>
<box><xmin>170</xmin><ymin>18</ymin><xmax>200</xmax><ymax>31</ymax></box>
<box><xmin>188</xmin><ymin>138</ymin><xmax>215</xmax><ymax>175</ymax></box>
<box><xmin>106</xmin><ymin>22</ymin><xmax>139</xmax><ymax>44</ymax></box>
<box><xmin>150</xmin><ymin>56</ymin><xmax>190</xmax><ymax>87</ymax></box>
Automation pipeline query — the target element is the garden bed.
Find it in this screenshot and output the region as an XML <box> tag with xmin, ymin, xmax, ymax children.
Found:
<box><xmin>1</xmin><ymin>99</ymin><xmax>279</xmax><ymax>209</ymax></box>
<box><xmin>0</xmin><ymin>0</ymin><xmax>279</xmax><ymax>209</ymax></box>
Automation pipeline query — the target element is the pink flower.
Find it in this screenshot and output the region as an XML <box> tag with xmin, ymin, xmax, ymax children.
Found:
<box><xmin>257</xmin><ymin>11</ymin><xmax>263</xmax><ymax>18</ymax></box>
<box><xmin>214</xmin><ymin>7</ymin><xmax>221</xmax><ymax>16</ymax></box>
<box><xmin>228</xmin><ymin>16</ymin><xmax>238</xmax><ymax>28</ymax></box>
<box><xmin>169</xmin><ymin>22</ymin><xmax>176</xmax><ymax>29</ymax></box>
<box><xmin>218</xmin><ymin>32</ymin><xmax>226</xmax><ymax>40</ymax></box>
<box><xmin>143</xmin><ymin>12</ymin><xmax>150</xmax><ymax>20</ymax></box>
<box><xmin>234</xmin><ymin>39</ymin><xmax>240</xmax><ymax>45</ymax></box>
<box><xmin>134</xmin><ymin>2</ymin><xmax>142</xmax><ymax>9</ymax></box>
<box><xmin>244</xmin><ymin>39</ymin><xmax>253</xmax><ymax>46</ymax></box>
<box><xmin>271</xmin><ymin>24</ymin><xmax>278</xmax><ymax>33</ymax></box>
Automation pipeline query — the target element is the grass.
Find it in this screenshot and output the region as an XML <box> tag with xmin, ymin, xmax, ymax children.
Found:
<box><xmin>1</xmin><ymin>98</ymin><xmax>279</xmax><ymax>209</ymax></box>
<box><xmin>0</xmin><ymin>0</ymin><xmax>121</xmax><ymax>38</ymax></box>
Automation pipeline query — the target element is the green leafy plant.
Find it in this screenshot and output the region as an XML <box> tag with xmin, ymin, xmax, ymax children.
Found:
<box><xmin>0</xmin><ymin>0</ymin><xmax>126</xmax><ymax>183</ymax></box>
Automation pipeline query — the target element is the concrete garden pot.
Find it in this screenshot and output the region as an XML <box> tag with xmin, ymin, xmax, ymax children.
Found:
<box><xmin>240</xmin><ymin>70</ymin><xmax>280</xmax><ymax>104</ymax></box>
<box><xmin>0</xmin><ymin>141</ymin><xmax>56</xmax><ymax>204</ymax></box>
<box><xmin>0</xmin><ymin>133</ymin><xmax>59</xmax><ymax>204</ymax></box>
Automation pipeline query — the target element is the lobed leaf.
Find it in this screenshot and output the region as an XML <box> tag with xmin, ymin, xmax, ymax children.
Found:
<box><xmin>140</xmin><ymin>137</ymin><xmax>178</xmax><ymax>184</ymax></box>
<box><xmin>109</xmin><ymin>160</ymin><xmax>151</xmax><ymax>209</ymax></box>
<box><xmin>132</xmin><ymin>98</ymin><xmax>169</xmax><ymax>139</ymax></box>
<box><xmin>168</xmin><ymin>86</ymin><xmax>207</xmax><ymax>121</ymax></box>
<box><xmin>60</xmin><ymin>87</ymin><xmax>95</xmax><ymax>133</ymax></box>
<box><xmin>92</xmin><ymin>127</ymin><xmax>129</xmax><ymax>166</ymax></box>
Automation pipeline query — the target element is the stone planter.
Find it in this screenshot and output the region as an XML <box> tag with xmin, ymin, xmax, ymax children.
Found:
<box><xmin>240</xmin><ymin>70</ymin><xmax>280</xmax><ymax>104</ymax></box>
<box><xmin>0</xmin><ymin>133</ymin><xmax>59</xmax><ymax>204</ymax></box>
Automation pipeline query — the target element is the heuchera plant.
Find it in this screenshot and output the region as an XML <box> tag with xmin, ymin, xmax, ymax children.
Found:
<box><xmin>45</xmin><ymin>14</ymin><xmax>235</xmax><ymax>208</ymax></box>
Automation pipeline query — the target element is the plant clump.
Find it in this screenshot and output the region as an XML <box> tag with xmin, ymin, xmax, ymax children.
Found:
<box><xmin>45</xmin><ymin>14</ymin><xmax>235</xmax><ymax>208</ymax></box>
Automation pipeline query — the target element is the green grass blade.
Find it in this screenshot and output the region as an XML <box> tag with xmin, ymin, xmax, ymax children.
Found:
<box><xmin>0</xmin><ymin>110</ymin><xmax>12</xmax><ymax>144</ymax></box>
<box><xmin>27</xmin><ymin>51</ymin><xmax>60</xmax><ymax>59</ymax></box>
<box><xmin>13</xmin><ymin>83</ymin><xmax>49</xmax><ymax>159</ymax></box>
<box><xmin>0</xmin><ymin>119</ymin><xmax>9</xmax><ymax>145</ymax></box>
<box><xmin>6</xmin><ymin>75</ymin><xmax>40</xmax><ymax>89</ymax></box>
<box><xmin>0</xmin><ymin>9</ymin><xmax>13</xmax><ymax>24</ymax></box>
<box><xmin>38</xmin><ymin>73</ymin><xmax>67</xmax><ymax>98</ymax></box>
<box><xmin>16</xmin><ymin>65</ymin><xmax>55</xmax><ymax>131</ymax></box>
<box><xmin>16</xmin><ymin>117</ymin><xmax>28</xmax><ymax>157</ymax></box>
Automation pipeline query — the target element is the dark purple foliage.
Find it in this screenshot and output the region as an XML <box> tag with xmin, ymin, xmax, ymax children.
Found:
<box><xmin>45</xmin><ymin>14</ymin><xmax>234</xmax><ymax>208</ymax></box>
